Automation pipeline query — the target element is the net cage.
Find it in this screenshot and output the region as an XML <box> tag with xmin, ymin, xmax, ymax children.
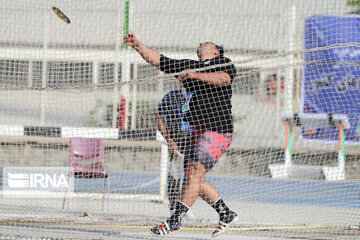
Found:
<box><xmin>0</xmin><ymin>0</ymin><xmax>359</xmax><ymax>239</ymax></box>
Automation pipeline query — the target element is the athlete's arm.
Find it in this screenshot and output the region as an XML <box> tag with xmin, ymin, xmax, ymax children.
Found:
<box><xmin>156</xmin><ymin>114</ymin><xmax>180</xmax><ymax>154</ymax></box>
<box><xmin>125</xmin><ymin>33</ymin><xmax>161</xmax><ymax>69</ymax></box>
<box><xmin>177</xmin><ymin>70</ymin><xmax>231</xmax><ymax>86</ymax></box>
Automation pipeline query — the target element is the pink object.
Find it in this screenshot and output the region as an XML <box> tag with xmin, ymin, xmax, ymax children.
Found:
<box><xmin>69</xmin><ymin>138</ymin><xmax>109</xmax><ymax>178</ymax></box>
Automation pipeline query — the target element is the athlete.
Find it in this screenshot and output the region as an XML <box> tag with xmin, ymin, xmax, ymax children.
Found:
<box><xmin>157</xmin><ymin>89</ymin><xmax>193</xmax><ymax>213</ymax></box>
<box><xmin>125</xmin><ymin>33</ymin><xmax>238</xmax><ymax>237</ymax></box>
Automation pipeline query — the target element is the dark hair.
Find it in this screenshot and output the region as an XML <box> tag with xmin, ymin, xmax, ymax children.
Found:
<box><xmin>214</xmin><ymin>44</ymin><xmax>224</xmax><ymax>57</ymax></box>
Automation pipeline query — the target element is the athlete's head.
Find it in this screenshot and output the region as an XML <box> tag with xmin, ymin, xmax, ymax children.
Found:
<box><xmin>197</xmin><ymin>42</ymin><xmax>224</xmax><ymax>61</ymax></box>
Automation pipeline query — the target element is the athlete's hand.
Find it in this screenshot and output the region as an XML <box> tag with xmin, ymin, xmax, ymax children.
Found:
<box><xmin>169</xmin><ymin>139</ymin><xmax>180</xmax><ymax>155</ymax></box>
<box><xmin>177</xmin><ymin>69</ymin><xmax>194</xmax><ymax>82</ymax></box>
<box><xmin>124</xmin><ymin>33</ymin><xmax>139</xmax><ymax>47</ymax></box>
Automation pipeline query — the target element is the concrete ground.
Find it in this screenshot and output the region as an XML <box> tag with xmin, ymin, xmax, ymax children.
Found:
<box><xmin>0</xmin><ymin>194</ymin><xmax>359</xmax><ymax>240</ymax></box>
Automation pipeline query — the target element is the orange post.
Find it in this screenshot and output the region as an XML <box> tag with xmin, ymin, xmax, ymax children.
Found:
<box><xmin>285</xmin><ymin>121</ymin><xmax>289</xmax><ymax>148</ymax></box>
<box><xmin>119</xmin><ymin>96</ymin><xmax>126</xmax><ymax>130</ymax></box>
<box><xmin>338</xmin><ymin>122</ymin><xmax>343</xmax><ymax>151</ymax></box>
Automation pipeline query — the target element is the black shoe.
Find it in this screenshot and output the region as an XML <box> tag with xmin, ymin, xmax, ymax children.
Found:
<box><xmin>150</xmin><ymin>219</ymin><xmax>180</xmax><ymax>236</ymax></box>
<box><xmin>212</xmin><ymin>211</ymin><xmax>238</xmax><ymax>237</ymax></box>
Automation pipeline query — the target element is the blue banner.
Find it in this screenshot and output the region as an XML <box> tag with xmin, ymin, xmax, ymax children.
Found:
<box><xmin>303</xmin><ymin>15</ymin><xmax>360</xmax><ymax>142</ymax></box>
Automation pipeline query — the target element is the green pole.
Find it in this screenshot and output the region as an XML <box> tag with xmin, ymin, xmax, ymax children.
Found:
<box><xmin>341</xmin><ymin>124</ymin><xmax>345</xmax><ymax>160</ymax></box>
<box><xmin>124</xmin><ymin>1</ymin><xmax>130</xmax><ymax>49</ymax></box>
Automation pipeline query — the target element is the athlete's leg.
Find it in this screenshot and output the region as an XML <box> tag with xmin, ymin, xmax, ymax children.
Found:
<box><xmin>167</xmin><ymin>152</ymin><xmax>180</xmax><ymax>212</ymax></box>
<box><xmin>188</xmin><ymin>131</ymin><xmax>238</xmax><ymax>237</ymax></box>
<box><xmin>199</xmin><ymin>179</ymin><xmax>220</xmax><ymax>205</ymax></box>
<box><xmin>181</xmin><ymin>160</ymin><xmax>207</xmax><ymax>207</ymax></box>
